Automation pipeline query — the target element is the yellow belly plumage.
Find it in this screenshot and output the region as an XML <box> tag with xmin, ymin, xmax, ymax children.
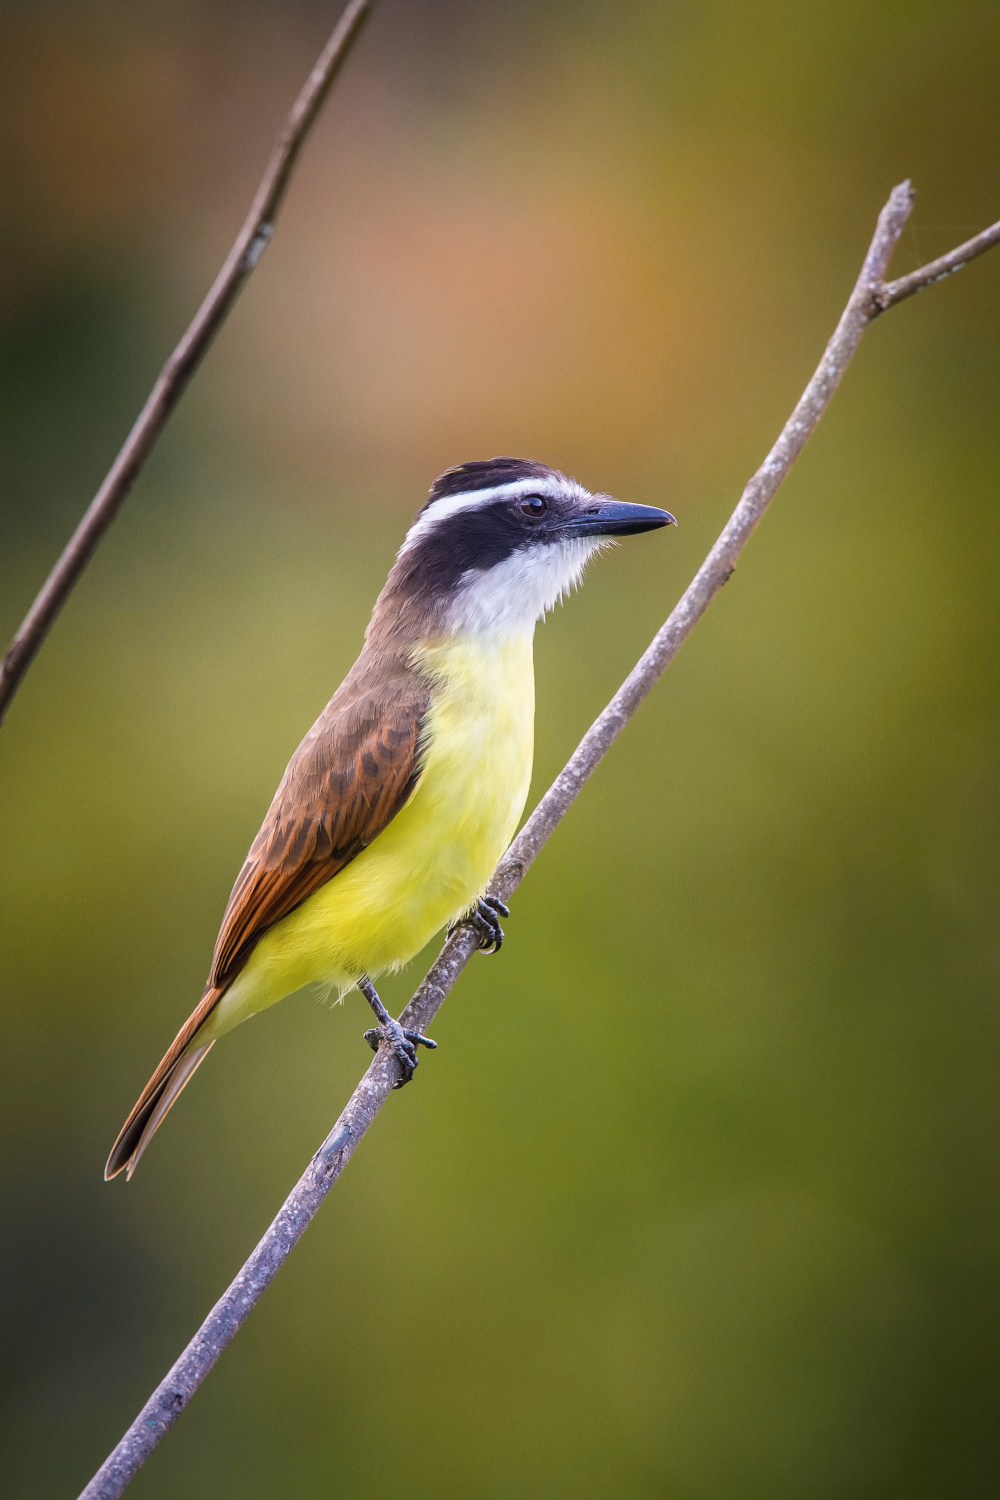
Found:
<box><xmin>198</xmin><ymin>631</ymin><xmax>534</xmax><ymax>1044</ymax></box>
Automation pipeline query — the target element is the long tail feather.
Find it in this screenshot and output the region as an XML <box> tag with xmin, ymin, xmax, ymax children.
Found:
<box><xmin>129</xmin><ymin>1044</ymin><xmax>213</xmax><ymax>1179</ymax></box>
<box><xmin>105</xmin><ymin>986</ymin><xmax>224</xmax><ymax>1180</ymax></box>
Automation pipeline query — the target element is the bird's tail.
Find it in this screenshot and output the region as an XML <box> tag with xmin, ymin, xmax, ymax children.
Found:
<box><xmin>105</xmin><ymin>987</ymin><xmax>224</xmax><ymax>1181</ymax></box>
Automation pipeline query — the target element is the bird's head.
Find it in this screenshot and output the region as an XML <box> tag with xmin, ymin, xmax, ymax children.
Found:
<box><xmin>377</xmin><ymin>457</ymin><xmax>675</xmax><ymax>640</ymax></box>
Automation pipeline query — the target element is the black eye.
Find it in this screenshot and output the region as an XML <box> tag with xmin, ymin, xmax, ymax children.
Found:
<box><xmin>519</xmin><ymin>495</ymin><xmax>547</xmax><ymax>517</ymax></box>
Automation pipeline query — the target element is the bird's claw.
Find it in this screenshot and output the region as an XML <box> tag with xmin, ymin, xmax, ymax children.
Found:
<box><xmin>465</xmin><ymin>894</ymin><xmax>509</xmax><ymax>954</ymax></box>
<box><xmin>364</xmin><ymin>1018</ymin><xmax>437</xmax><ymax>1087</ymax></box>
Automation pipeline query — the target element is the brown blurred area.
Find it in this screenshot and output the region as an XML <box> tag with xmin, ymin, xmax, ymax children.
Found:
<box><xmin>3</xmin><ymin>2</ymin><xmax>1000</xmax><ymax>1497</ymax></box>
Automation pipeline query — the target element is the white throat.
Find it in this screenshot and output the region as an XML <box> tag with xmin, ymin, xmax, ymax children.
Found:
<box><xmin>447</xmin><ymin>537</ymin><xmax>606</xmax><ymax>637</ymax></box>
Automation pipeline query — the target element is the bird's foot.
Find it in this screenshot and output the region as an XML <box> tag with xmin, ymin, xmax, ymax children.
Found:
<box><xmin>459</xmin><ymin>894</ymin><xmax>509</xmax><ymax>954</ymax></box>
<box><xmin>364</xmin><ymin>1017</ymin><xmax>437</xmax><ymax>1088</ymax></box>
<box><xmin>357</xmin><ymin>973</ymin><xmax>436</xmax><ymax>1089</ymax></box>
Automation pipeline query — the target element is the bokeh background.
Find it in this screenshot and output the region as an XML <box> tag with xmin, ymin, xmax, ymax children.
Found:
<box><xmin>3</xmin><ymin>1</ymin><xmax>1000</xmax><ymax>1495</ymax></box>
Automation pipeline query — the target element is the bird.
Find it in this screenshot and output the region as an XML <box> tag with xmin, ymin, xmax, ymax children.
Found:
<box><xmin>105</xmin><ymin>458</ymin><xmax>675</xmax><ymax>1179</ymax></box>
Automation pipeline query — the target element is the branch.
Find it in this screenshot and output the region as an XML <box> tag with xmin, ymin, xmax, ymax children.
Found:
<box><xmin>875</xmin><ymin>216</ymin><xmax>1000</xmax><ymax>311</ymax></box>
<box><xmin>0</xmin><ymin>0</ymin><xmax>376</xmax><ymax>727</ymax></box>
<box><xmin>77</xmin><ymin>180</ymin><xmax>1000</xmax><ymax>1500</ymax></box>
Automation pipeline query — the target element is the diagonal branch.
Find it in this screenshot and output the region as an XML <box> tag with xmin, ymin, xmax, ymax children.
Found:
<box><xmin>0</xmin><ymin>0</ymin><xmax>376</xmax><ymax>727</ymax></box>
<box><xmin>875</xmin><ymin>216</ymin><xmax>1000</xmax><ymax>311</ymax></box>
<box><xmin>77</xmin><ymin>180</ymin><xmax>1000</xmax><ymax>1500</ymax></box>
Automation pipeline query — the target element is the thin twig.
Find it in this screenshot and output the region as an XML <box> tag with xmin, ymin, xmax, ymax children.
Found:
<box><xmin>77</xmin><ymin>180</ymin><xmax>1000</xmax><ymax>1500</ymax></box>
<box><xmin>874</xmin><ymin>216</ymin><xmax>1000</xmax><ymax>311</ymax></box>
<box><xmin>0</xmin><ymin>0</ymin><xmax>376</xmax><ymax>727</ymax></box>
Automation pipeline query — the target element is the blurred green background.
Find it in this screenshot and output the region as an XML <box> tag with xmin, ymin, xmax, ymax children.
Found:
<box><xmin>3</xmin><ymin>1</ymin><xmax>1000</xmax><ymax>1495</ymax></box>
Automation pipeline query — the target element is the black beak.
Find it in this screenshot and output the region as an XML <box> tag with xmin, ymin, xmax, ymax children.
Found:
<box><xmin>559</xmin><ymin>499</ymin><xmax>677</xmax><ymax>539</ymax></box>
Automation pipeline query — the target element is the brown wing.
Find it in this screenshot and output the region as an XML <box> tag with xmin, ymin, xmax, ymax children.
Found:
<box><xmin>105</xmin><ymin>670</ymin><xmax>429</xmax><ymax>1180</ymax></box>
<box><xmin>210</xmin><ymin>678</ymin><xmax>429</xmax><ymax>990</ymax></box>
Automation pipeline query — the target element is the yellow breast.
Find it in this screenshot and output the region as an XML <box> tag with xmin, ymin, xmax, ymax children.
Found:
<box><xmin>205</xmin><ymin>631</ymin><xmax>535</xmax><ymax>1039</ymax></box>
<box><xmin>368</xmin><ymin>629</ymin><xmax>535</xmax><ymax>957</ymax></box>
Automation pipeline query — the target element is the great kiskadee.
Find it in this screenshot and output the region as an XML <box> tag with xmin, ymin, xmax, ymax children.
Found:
<box><xmin>106</xmin><ymin>458</ymin><xmax>674</xmax><ymax>1179</ymax></box>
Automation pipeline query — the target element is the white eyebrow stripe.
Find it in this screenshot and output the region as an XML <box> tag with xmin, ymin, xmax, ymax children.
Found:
<box><xmin>400</xmin><ymin>476</ymin><xmax>588</xmax><ymax>552</ymax></box>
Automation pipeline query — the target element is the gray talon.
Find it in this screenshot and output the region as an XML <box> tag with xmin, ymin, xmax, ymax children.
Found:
<box><xmin>357</xmin><ymin>974</ymin><xmax>436</xmax><ymax>1087</ymax></box>
<box><xmin>465</xmin><ymin>895</ymin><xmax>507</xmax><ymax>954</ymax></box>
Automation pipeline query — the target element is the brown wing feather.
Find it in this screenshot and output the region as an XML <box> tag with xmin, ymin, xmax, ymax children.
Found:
<box><xmin>210</xmin><ymin>682</ymin><xmax>427</xmax><ymax>988</ymax></box>
<box><xmin>105</xmin><ymin>667</ymin><xmax>430</xmax><ymax>1179</ymax></box>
